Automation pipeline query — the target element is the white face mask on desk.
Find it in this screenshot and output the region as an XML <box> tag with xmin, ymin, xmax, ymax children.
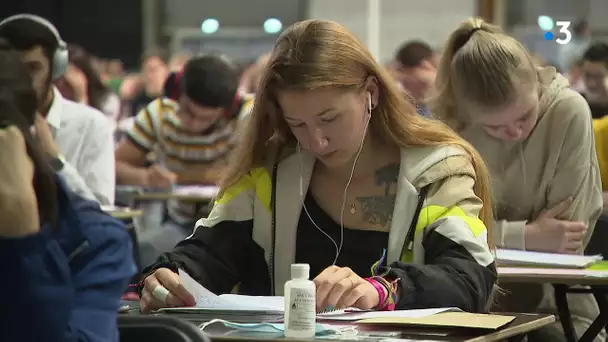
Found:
<box><xmin>199</xmin><ymin>318</ymin><xmax>357</xmax><ymax>336</ymax></box>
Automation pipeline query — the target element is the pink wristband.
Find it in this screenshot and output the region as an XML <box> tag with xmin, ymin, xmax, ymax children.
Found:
<box><xmin>366</xmin><ymin>278</ymin><xmax>388</xmax><ymax>309</ymax></box>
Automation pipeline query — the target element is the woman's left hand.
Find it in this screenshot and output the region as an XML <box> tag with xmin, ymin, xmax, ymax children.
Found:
<box><xmin>313</xmin><ymin>266</ymin><xmax>379</xmax><ymax>311</ymax></box>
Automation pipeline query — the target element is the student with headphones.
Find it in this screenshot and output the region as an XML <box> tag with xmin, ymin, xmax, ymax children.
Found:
<box><xmin>0</xmin><ymin>37</ymin><xmax>135</xmax><ymax>342</ymax></box>
<box><xmin>0</xmin><ymin>14</ymin><xmax>116</xmax><ymax>205</ymax></box>
<box><xmin>138</xmin><ymin>20</ymin><xmax>496</xmax><ymax>315</ymax></box>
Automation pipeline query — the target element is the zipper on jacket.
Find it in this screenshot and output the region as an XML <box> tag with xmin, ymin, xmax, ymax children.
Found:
<box><xmin>269</xmin><ymin>161</ymin><xmax>278</xmax><ymax>295</ymax></box>
<box><xmin>68</xmin><ymin>240</ymin><xmax>90</xmax><ymax>263</ymax></box>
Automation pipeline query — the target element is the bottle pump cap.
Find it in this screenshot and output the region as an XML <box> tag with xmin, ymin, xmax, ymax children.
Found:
<box><xmin>291</xmin><ymin>263</ymin><xmax>310</xmax><ymax>280</ymax></box>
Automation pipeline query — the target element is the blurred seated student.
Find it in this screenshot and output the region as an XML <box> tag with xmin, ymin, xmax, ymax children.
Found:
<box><xmin>238</xmin><ymin>52</ymin><xmax>271</xmax><ymax>94</ymax></box>
<box><xmin>168</xmin><ymin>51</ymin><xmax>192</xmax><ymax>72</ymax></box>
<box><xmin>569</xmin><ymin>59</ymin><xmax>586</xmax><ymax>93</ymax></box>
<box><xmin>115</xmin><ymin>55</ymin><xmax>253</xmax><ymax>263</ymax></box>
<box><xmin>128</xmin><ymin>50</ymin><xmax>170</xmax><ymax>117</ymax></box>
<box><xmin>557</xmin><ymin>19</ymin><xmax>592</xmax><ymax>75</ymax></box>
<box><xmin>430</xmin><ymin>18</ymin><xmax>603</xmax><ymax>342</ymax></box>
<box><xmin>0</xmin><ymin>39</ymin><xmax>136</xmax><ymax>342</ymax></box>
<box><xmin>392</xmin><ymin>40</ymin><xmax>438</xmax><ymax>117</ymax></box>
<box><xmin>57</xmin><ymin>44</ymin><xmax>121</xmax><ymax>121</ymax></box>
<box><xmin>579</xmin><ymin>43</ymin><xmax>608</xmax><ymax>118</ymax></box>
<box><xmin>138</xmin><ymin>19</ymin><xmax>496</xmax><ymax>315</ymax></box>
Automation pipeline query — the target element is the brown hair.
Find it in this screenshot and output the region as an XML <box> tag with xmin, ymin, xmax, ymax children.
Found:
<box><xmin>429</xmin><ymin>17</ymin><xmax>538</xmax><ymax>130</ymax></box>
<box><xmin>221</xmin><ymin>19</ymin><xmax>495</xmax><ymax>244</ymax></box>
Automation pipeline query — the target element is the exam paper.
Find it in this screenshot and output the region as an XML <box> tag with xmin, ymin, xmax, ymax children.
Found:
<box><xmin>174</xmin><ymin>185</ymin><xmax>219</xmax><ymax>198</ymax></box>
<box><xmin>178</xmin><ymin>269</ymin><xmax>282</xmax><ymax>311</ymax></box>
<box><xmin>178</xmin><ymin>269</ymin><xmax>241</xmax><ymax>309</ymax></box>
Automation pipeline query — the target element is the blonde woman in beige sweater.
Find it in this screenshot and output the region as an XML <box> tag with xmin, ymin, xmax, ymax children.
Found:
<box><xmin>430</xmin><ymin>18</ymin><xmax>604</xmax><ymax>342</ymax></box>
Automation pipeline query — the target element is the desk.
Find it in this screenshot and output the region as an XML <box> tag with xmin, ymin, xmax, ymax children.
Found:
<box><xmin>102</xmin><ymin>206</ymin><xmax>144</xmax><ymax>272</ymax></box>
<box><xmin>132</xmin><ymin>192</ymin><xmax>215</xmax><ymax>202</ymax></box>
<box><xmin>102</xmin><ymin>205</ymin><xmax>144</xmax><ymax>220</ymax></box>
<box><xmin>499</xmin><ymin>267</ymin><xmax>608</xmax><ymax>342</ymax></box>
<box><xmin>115</xmin><ymin>185</ymin><xmax>217</xmax><ymax>234</ymax></box>
<box><xmin>202</xmin><ymin>313</ymin><xmax>554</xmax><ymax>342</ymax></box>
<box><xmin>116</xmin><ymin>185</ymin><xmax>219</xmax><ymax>202</ymax></box>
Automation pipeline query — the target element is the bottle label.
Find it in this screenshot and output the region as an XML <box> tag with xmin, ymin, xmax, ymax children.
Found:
<box><xmin>286</xmin><ymin>287</ymin><xmax>316</xmax><ymax>331</ymax></box>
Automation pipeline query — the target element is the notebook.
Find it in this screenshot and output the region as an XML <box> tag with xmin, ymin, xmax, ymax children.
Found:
<box><xmin>496</xmin><ymin>249</ymin><xmax>603</xmax><ymax>269</ymax></box>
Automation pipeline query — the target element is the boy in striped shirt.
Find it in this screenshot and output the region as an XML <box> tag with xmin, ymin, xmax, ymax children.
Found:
<box><xmin>115</xmin><ymin>55</ymin><xmax>252</xmax><ymax>263</ymax></box>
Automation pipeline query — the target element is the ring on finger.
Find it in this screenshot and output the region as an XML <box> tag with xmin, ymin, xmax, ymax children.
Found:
<box><xmin>152</xmin><ymin>285</ymin><xmax>170</xmax><ymax>304</ymax></box>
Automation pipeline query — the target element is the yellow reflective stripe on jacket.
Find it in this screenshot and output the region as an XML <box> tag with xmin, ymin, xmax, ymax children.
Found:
<box><xmin>401</xmin><ymin>205</ymin><xmax>486</xmax><ymax>262</ymax></box>
<box><xmin>215</xmin><ymin>167</ymin><xmax>272</xmax><ymax>212</ymax></box>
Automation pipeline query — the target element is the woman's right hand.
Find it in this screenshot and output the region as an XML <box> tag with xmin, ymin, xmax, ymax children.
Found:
<box><xmin>524</xmin><ymin>198</ymin><xmax>587</xmax><ymax>254</ymax></box>
<box><xmin>140</xmin><ymin>268</ymin><xmax>196</xmax><ymax>313</ymax></box>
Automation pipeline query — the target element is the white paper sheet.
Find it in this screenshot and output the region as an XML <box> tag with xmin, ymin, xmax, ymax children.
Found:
<box><xmin>174</xmin><ymin>185</ymin><xmax>219</xmax><ymax>198</ymax></box>
<box><xmin>499</xmin><ymin>267</ymin><xmax>608</xmax><ymax>278</ymax></box>
<box><xmin>496</xmin><ymin>249</ymin><xmax>602</xmax><ymax>268</ymax></box>
<box><xmin>178</xmin><ymin>269</ymin><xmax>241</xmax><ymax>309</ymax></box>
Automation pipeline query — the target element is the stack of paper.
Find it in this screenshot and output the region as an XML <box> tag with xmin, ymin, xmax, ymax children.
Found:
<box><xmin>499</xmin><ymin>267</ymin><xmax>608</xmax><ymax>278</ymax></box>
<box><xmin>115</xmin><ymin>185</ymin><xmax>168</xmax><ymax>194</ymax></box>
<box><xmin>173</xmin><ymin>185</ymin><xmax>219</xmax><ymax>199</ymax></box>
<box><xmin>157</xmin><ymin>270</ymin><xmax>459</xmax><ymax>324</ymax></box>
<box><xmin>157</xmin><ymin>270</ymin><xmax>284</xmax><ymax>323</ymax></box>
<box><xmin>496</xmin><ymin>249</ymin><xmax>603</xmax><ymax>269</ymax></box>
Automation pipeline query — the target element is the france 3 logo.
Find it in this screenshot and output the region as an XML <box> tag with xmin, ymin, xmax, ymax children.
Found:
<box><xmin>538</xmin><ymin>16</ymin><xmax>572</xmax><ymax>45</ymax></box>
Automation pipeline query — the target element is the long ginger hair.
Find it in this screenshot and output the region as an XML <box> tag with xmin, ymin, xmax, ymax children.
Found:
<box><xmin>221</xmin><ymin>19</ymin><xmax>495</xmax><ymax>243</ymax></box>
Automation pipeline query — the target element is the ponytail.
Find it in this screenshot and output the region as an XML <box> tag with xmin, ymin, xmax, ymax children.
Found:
<box><xmin>429</xmin><ymin>17</ymin><xmax>533</xmax><ymax>131</ymax></box>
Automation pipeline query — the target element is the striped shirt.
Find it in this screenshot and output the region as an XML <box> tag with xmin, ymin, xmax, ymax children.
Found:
<box><xmin>126</xmin><ymin>95</ymin><xmax>254</xmax><ymax>223</ymax></box>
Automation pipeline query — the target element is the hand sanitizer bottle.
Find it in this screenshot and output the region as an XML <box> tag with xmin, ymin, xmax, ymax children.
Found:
<box><xmin>284</xmin><ymin>263</ymin><xmax>316</xmax><ymax>338</ymax></box>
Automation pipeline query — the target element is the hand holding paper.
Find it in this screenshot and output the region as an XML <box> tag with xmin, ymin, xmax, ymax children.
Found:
<box><xmin>140</xmin><ymin>267</ymin><xmax>196</xmax><ymax>313</ymax></box>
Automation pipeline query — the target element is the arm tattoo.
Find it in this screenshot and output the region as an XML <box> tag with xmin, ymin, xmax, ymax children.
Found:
<box><xmin>356</xmin><ymin>163</ymin><xmax>399</xmax><ymax>227</ymax></box>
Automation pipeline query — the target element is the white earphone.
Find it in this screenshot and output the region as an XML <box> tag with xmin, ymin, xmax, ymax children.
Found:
<box><xmin>297</xmin><ymin>92</ymin><xmax>373</xmax><ymax>265</ymax></box>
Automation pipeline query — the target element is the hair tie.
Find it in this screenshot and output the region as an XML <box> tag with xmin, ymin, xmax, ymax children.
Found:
<box><xmin>452</xmin><ymin>27</ymin><xmax>485</xmax><ymax>54</ymax></box>
<box><xmin>469</xmin><ymin>27</ymin><xmax>484</xmax><ymax>38</ymax></box>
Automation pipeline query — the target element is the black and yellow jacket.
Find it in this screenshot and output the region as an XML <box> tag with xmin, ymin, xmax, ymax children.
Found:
<box><xmin>142</xmin><ymin>145</ymin><xmax>497</xmax><ymax>312</ymax></box>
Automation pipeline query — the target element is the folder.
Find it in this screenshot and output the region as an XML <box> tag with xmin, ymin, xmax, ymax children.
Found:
<box><xmin>357</xmin><ymin>312</ymin><xmax>515</xmax><ymax>330</ymax></box>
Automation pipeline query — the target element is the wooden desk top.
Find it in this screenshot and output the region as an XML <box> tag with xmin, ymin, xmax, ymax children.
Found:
<box><xmin>203</xmin><ymin>313</ymin><xmax>554</xmax><ymax>342</ymax></box>
<box><xmin>116</xmin><ymin>185</ymin><xmax>218</xmax><ymax>202</ymax></box>
<box><xmin>133</xmin><ymin>192</ymin><xmax>214</xmax><ymax>202</ymax></box>
<box><xmin>498</xmin><ymin>267</ymin><xmax>608</xmax><ymax>286</ymax></box>
<box><xmin>101</xmin><ymin>206</ymin><xmax>144</xmax><ymax>220</ymax></box>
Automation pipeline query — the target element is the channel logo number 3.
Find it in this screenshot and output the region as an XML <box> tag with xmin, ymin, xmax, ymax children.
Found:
<box><xmin>544</xmin><ymin>21</ymin><xmax>572</xmax><ymax>45</ymax></box>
